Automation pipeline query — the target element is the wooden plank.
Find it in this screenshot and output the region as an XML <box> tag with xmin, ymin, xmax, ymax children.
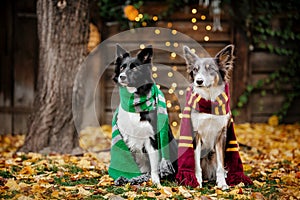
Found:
<box><xmin>12</xmin><ymin>4</ymin><xmax>38</xmax><ymax>133</ymax></box>
<box><xmin>250</xmin><ymin>74</ymin><xmax>292</xmax><ymax>90</ymax></box>
<box><xmin>15</xmin><ymin>0</ymin><xmax>36</xmax><ymax>13</ymax></box>
<box><xmin>0</xmin><ymin>114</ymin><xmax>12</xmax><ymax>134</ymax></box>
<box><xmin>232</xmin><ymin>27</ymin><xmax>250</xmax><ymax>123</ymax></box>
<box><xmin>102</xmin><ymin>43</ymin><xmax>230</xmax><ymax>68</ymax></box>
<box><xmin>13</xmin><ymin>16</ymin><xmax>37</xmax><ymax>108</ymax></box>
<box><xmin>13</xmin><ymin>113</ymin><xmax>28</xmax><ymax>134</ymax></box>
<box><xmin>250</xmin><ymin>93</ymin><xmax>285</xmax><ymax>115</ymax></box>
<box><xmin>169</xmin><ymin>5</ymin><xmax>230</xmax><ymax>21</ymax></box>
<box><xmin>0</xmin><ymin>1</ymin><xmax>13</xmax><ymax>134</ymax></box>
<box><xmin>105</xmin><ymin>26</ymin><xmax>231</xmax><ymax>42</ymax></box>
<box><xmin>250</xmin><ymin>52</ymin><xmax>287</xmax><ymax>73</ymax></box>
<box><xmin>251</xmin><ymin>116</ymin><xmax>269</xmax><ymax>123</ymax></box>
<box><xmin>157</xmin><ymin>21</ymin><xmax>230</xmax><ymax>33</ymax></box>
<box><xmin>251</xmin><ymin>96</ymin><xmax>300</xmax><ymax>123</ymax></box>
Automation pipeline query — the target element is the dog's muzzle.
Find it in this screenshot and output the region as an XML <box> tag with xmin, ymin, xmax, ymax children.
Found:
<box><xmin>118</xmin><ymin>73</ymin><xmax>128</xmax><ymax>86</ymax></box>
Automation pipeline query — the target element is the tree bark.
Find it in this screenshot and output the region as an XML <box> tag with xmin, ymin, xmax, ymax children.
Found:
<box><xmin>19</xmin><ymin>0</ymin><xmax>89</xmax><ymax>154</ymax></box>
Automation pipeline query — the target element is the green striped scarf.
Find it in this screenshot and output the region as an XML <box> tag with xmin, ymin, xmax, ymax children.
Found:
<box><xmin>108</xmin><ymin>84</ymin><xmax>174</xmax><ymax>182</ymax></box>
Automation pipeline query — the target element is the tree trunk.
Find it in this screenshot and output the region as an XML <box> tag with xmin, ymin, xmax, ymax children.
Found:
<box><xmin>19</xmin><ymin>0</ymin><xmax>89</xmax><ymax>154</ymax></box>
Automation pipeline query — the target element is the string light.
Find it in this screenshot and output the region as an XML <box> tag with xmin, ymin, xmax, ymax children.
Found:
<box><xmin>175</xmin><ymin>105</ymin><xmax>180</xmax><ymax>110</ymax></box>
<box><xmin>191</xmin><ymin>48</ymin><xmax>196</xmax><ymax>53</ymax></box>
<box><xmin>156</xmin><ymin>84</ymin><xmax>160</xmax><ymax>89</ymax></box>
<box><xmin>140</xmin><ymin>44</ymin><xmax>145</xmax><ymax>49</ymax></box>
<box><xmin>167</xmin><ymin>22</ymin><xmax>173</xmax><ymax>28</ymax></box>
<box><xmin>173</xmin><ymin>42</ymin><xmax>179</xmax><ymax>47</ymax></box>
<box><xmin>171</xmin><ymin>30</ymin><xmax>177</xmax><ymax>35</ymax></box>
<box><xmin>172</xmin><ymin>82</ymin><xmax>177</xmax><ymax>88</ymax></box>
<box><xmin>172</xmin><ymin>66</ymin><xmax>178</xmax><ymax>71</ymax></box>
<box><xmin>142</xmin><ymin>21</ymin><xmax>147</xmax><ymax>26</ymax></box>
<box><xmin>170</xmin><ymin>52</ymin><xmax>176</xmax><ymax>59</ymax></box>
<box><xmin>154</xmin><ymin>29</ymin><xmax>160</xmax><ymax>34</ymax></box>
<box><xmin>152</xmin><ymin>66</ymin><xmax>157</xmax><ymax>71</ymax></box>
<box><xmin>167</xmin><ymin>102</ymin><xmax>172</xmax><ymax>108</ymax></box>
<box><xmin>201</xmin><ymin>15</ymin><xmax>206</xmax><ymax>20</ymax></box>
<box><xmin>179</xmin><ymin>90</ymin><xmax>184</xmax><ymax>95</ymax></box>
<box><xmin>152</xmin><ymin>73</ymin><xmax>158</xmax><ymax>78</ymax></box>
<box><xmin>192</xmin><ymin>25</ymin><xmax>198</xmax><ymax>30</ymax></box>
<box><xmin>179</xmin><ymin>113</ymin><xmax>183</xmax><ymax>118</ymax></box>
<box><xmin>168</xmin><ymin>71</ymin><xmax>174</xmax><ymax>77</ymax></box>
<box><xmin>138</xmin><ymin>14</ymin><xmax>143</xmax><ymax>19</ymax></box>
<box><xmin>172</xmin><ymin>121</ymin><xmax>178</xmax><ymax>127</ymax></box>
<box><xmin>206</xmin><ymin>25</ymin><xmax>212</xmax><ymax>31</ymax></box>
<box><xmin>191</xmin><ymin>18</ymin><xmax>197</xmax><ymax>23</ymax></box>
<box><xmin>165</xmin><ymin>41</ymin><xmax>171</xmax><ymax>47</ymax></box>
<box><xmin>192</xmin><ymin>8</ymin><xmax>197</xmax><ymax>14</ymax></box>
<box><xmin>168</xmin><ymin>88</ymin><xmax>174</xmax><ymax>94</ymax></box>
<box><xmin>135</xmin><ymin>17</ymin><xmax>140</xmax><ymax>22</ymax></box>
<box><xmin>152</xmin><ymin>16</ymin><xmax>158</xmax><ymax>21</ymax></box>
<box><xmin>204</xmin><ymin>36</ymin><xmax>210</xmax><ymax>41</ymax></box>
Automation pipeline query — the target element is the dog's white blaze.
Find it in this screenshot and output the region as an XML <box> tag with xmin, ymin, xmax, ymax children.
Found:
<box><xmin>118</xmin><ymin>106</ymin><xmax>155</xmax><ymax>150</ymax></box>
<box><xmin>191</xmin><ymin>112</ymin><xmax>230</xmax><ymax>156</ymax></box>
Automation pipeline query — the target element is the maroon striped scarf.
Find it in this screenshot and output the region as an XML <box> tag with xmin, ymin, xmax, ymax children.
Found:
<box><xmin>176</xmin><ymin>83</ymin><xmax>252</xmax><ymax>187</ymax></box>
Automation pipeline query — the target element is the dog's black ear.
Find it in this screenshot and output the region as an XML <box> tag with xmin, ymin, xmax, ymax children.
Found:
<box><xmin>116</xmin><ymin>44</ymin><xmax>130</xmax><ymax>59</ymax></box>
<box><xmin>114</xmin><ymin>44</ymin><xmax>130</xmax><ymax>83</ymax></box>
<box><xmin>215</xmin><ymin>44</ymin><xmax>234</xmax><ymax>82</ymax></box>
<box><xmin>183</xmin><ymin>45</ymin><xmax>198</xmax><ymax>73</ymax></box>
<box><xmin>137</xmin><ymin>45</ymin><xmax>153</xmax><ymax>64</ymax></box>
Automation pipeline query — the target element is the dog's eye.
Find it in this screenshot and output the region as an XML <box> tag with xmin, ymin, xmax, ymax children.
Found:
<box><xmin>193</xmin><ymin>68</ymin><xmax>198</xmax><ymax>72</ymax></box>
<box><xmin>129</xmin><ymin>63</ymin><xmax>138</xmax><ymax>71</ymax></box>
<box><xmin>205</xmin><ymin>64</ymin><xmax>210</xmax><ymax>69</ymax></box>
<box><xmin>129</xmin><ymin>63</ymin><xmax>136</xmax><ymax>69</ymax></box>
<box><xmin>120</xmin><ymin>64</ymin><xmax>126</xmax><ymax>71</ymax></box>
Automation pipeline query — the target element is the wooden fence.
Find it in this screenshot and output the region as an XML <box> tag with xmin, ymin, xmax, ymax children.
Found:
<box><xmin>0</xmin><ymin>1</ymin><xmax>299</xmax><ymax>134</ymax></box>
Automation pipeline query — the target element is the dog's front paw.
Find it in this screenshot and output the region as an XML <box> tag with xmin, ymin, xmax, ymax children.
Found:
<box><xmin>151</xmin><ymin>173</ymin><xmax>160</xmax><ymax>186</ymax></box>
<box><xmin>217</xmin><ymin>181</ymin><xmax>229</xmax><ymax>190</ymax></box>
<box><xmin>196</xmin><ymin>173</ymin><xmax>203</xmax><ymax>188</ymax></box>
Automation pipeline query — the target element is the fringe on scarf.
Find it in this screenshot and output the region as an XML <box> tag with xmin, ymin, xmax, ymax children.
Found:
<box><xmin>226</xmin><ymin>172</ymin><xmax>253</xmax><ymax>186</ymax></box>
<box><xmin>159</xmin><ymin>158</ymin><xmax>175</xmax><ymax>178</ymax></box>
<box><xmin>115</xmin><ymin>173</ymin><xmax>151</xmax><ymax>186</ymax></box>
<box><xmin>176</xmin><ymin>170</ymin><xmax>199</xmax><ymax>188</ymax></box>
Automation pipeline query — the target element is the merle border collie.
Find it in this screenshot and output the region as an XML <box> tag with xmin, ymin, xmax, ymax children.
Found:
<box><xmin>183</xmin><ymin>45</ymin><xmax>234</xmax><ymax>190</ymax></box>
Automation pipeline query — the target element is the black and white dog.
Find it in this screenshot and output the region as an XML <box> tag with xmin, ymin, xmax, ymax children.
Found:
<box><xmin>112</xmin><ymin>44</ymin><xmax>177</xmax><ymax>185</ymax></box>
<box><xmin>183</xmin><ymin>45</ymin><xmax>234</xmax><ymax>190</ymax></box>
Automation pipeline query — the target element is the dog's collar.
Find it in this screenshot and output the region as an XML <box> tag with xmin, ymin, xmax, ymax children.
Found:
<box><xmin>186</xmin><ymin>83</ymin><xmax>230</xmax><ymax>115</ymax></box>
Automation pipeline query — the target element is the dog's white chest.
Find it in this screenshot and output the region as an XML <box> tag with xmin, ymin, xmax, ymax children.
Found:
<box><xmin>191</xmin><ymin>112</ymin><xmax>230</xmax><ymax>156</ymax></box>
<box><xmin>117</xmin><ymin>106</ymin><xmax>155</xmax><ymax>150</ymax></box>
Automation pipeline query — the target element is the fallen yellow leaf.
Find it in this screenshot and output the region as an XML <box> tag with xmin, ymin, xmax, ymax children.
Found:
<box><xmin>77</xmin><ymin>186</ymin><xmax>92</xmax><ymax>196</ymax></box>
<box><xmin>98</xmin><ymin>175</ymin><xmax>114</xmax><ymax>186</ymax></box>
<box><xmin>5</xmin><ymin>179</ymin><xmax>20</xmax><ymax>191</ymax></box>
<box><xmin>253</xmin><ymin>180</ymin><xmax>265</xmax><ymax>187</ymax></box>
<box><xmin>160</xmin><ymin>186</ymin><xmax>173</xmax><ymax>197</ymax></box>
<box><xmin>20</xmin><ymin>165</ymin><xmax>35</xmax><ymax>175</ymax></box>
<box><xmin>178</xmin><ymin>186</ymin><xmax>192</xmax><ymax>198</ymax></box>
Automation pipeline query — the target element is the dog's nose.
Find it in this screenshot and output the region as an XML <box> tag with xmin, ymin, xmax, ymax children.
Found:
<box><xmin>196</xmin><ymin>79</ymin><xmax>203</xmax><ymax>85</ymax></box>
<box><xmin>120</xmin><ymin>75</ymin><xmax>126</xmax><ymax>81</ymax></box>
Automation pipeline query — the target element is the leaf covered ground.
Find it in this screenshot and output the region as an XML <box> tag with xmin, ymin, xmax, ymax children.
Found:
<box><xmin>0</xmin><ymin>122</ymin><xmax>299</xmax><ymax>199</ymax></box>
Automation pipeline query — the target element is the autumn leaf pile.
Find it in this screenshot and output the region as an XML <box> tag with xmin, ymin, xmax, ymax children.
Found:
<box><xmin>0</xmin><ymin>122</ymin><xmax>299</xmax><ymax>199</ymax></box>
